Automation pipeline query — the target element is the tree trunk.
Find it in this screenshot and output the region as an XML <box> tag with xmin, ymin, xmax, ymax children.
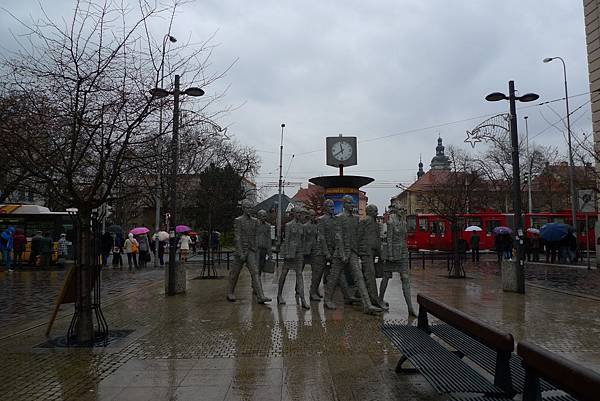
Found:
<box><xmin>76</xmin><ymin>210</ymin><xmax>94</xmax><ymax>343</ymax></box>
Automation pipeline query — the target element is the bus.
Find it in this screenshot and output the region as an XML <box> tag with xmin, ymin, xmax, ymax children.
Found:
<box><xmin>0</xmin><ymin>204</ymin><xmax>74</xmax><ymax>265</ymax></box>
<box><xmin>407</xmin><ymin>211</ymin><xmax>597</xmax><ymax>252</ymax></box>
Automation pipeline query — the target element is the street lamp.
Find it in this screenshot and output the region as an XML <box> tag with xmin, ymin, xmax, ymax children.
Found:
<box><xmin>543</xmin><ymin>56</ymin><xmax>578</xmax><ymax>237</ymax></box>
<box><xmin>154</xmin><ymin>34</ymin><xmax>177</xmax><ymax>268</ymax></box>
<box><xmin>524</xmin><ymin>116</ymin><xmax>533</xmax><ymax>213</ymax></box>
<box><xmin>486</xmin><ymin>81</ymin><xmax>539</xmax><ymax>294</ymax></box>
<box><xmin>150</xmin><ymin>74</ymin><xmax>204</xmax><ymax>295</ymax></box>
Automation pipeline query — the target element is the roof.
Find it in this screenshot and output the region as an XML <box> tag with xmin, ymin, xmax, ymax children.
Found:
<box><xmin>292</xmin><ymin>184</ymin><xmax>324</xmax><ymax>203</ymax></box>
<box><xmin>253</xmin><ymin>194</ymin><xmax>294</xmax><ymax>213</ymax></box>
<box><xmin>0</xmin><ymin>204</ymin><xmax>53</xmax><ymax>214</ymax></box>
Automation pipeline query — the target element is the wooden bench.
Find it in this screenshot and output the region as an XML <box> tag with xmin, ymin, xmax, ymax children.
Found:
<box><xmin>519</xmin><ymin>341</ymin><xmax>600</xmax><ymax>401</ymax></box>
<box><xmin>382</xmin><ymin>293</ymin><xmax>515</xmax><ymax>397</ymax></box>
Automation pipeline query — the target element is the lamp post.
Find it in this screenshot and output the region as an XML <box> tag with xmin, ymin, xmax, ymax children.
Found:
<box><xmin>486</xmin><ymin>81</ymin><xmax>539</xmax><ymax>294</ymax></box>
<box><xmin>155</xmin><ymin>34</ymin><xmax>177</xmax><ymax>268</ymax></box>
<box><xmin>277</xmin><ymin>123</ymin><xmax>285</xmax><ymax>248</ymax></box>
<box><xmin>524</xmin><ymin>116</ymin><xmax>533</xmax><ymax>213</ymax></box>
<box><xmin>543</xmin><ymin>56</ymin><xmax>578</xmax><ymax>236</ymax></box>
<box><xmin>150</xmin><ymin>74</ymin><xmax>204</xmax><ymax>295</ymax></box>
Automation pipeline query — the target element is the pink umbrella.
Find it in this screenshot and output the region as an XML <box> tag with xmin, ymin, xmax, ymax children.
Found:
<box><xmin>176</xmin><ymin>225</ymin><xmax>192</xmax><ymax>233</ymax></box>
<box><xmin>129</xmin><ymin>227</ymin><xmax>150</xmax><ymax>235</ymax></box>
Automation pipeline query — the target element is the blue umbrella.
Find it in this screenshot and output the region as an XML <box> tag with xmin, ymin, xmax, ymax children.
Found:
<box><xmin>540</xmin><ymin>223</ymin><xmax>571</xmax><ymax>242</ymax></box>
<box><xmin>492</xmin><ymin>226</ymin><xmax>512</xmax><ymax>235</ymax></box>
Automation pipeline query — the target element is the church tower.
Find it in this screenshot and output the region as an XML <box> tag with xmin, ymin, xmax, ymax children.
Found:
<box><xmin>417</xmin><ymin>154</ymin><xmax>425</xmax><ymax>179</ymax></box>
<box><xmin>430</xmin><ymin>136</ymin><xmax>451</xmax><ymax>170</ymax></box>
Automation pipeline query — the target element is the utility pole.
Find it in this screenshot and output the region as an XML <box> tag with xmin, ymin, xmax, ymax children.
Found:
<box><xmin>277</xmin><ymin>123</ymin><xmax>285</xmax><ymax>249</ymax></box>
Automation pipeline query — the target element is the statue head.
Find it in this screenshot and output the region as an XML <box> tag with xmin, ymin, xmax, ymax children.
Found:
<box><xmin>306</xmin><ymin>208</ymin><xmax>316</xmax><ymax>222</ymax></box>
<box><xmin>366</xmin><ymin>204</ymin><xmax>378</xmax><ymax>218</ymax></box>
<box><xmin>240</xmin><ymin>199</ymin><xmax>253</xmax><ymax>214</ymax></box>
<box><xmin>324</xmin><ymin>199</ymin><xmax>335</xmax><ymax>215</ymax></box>
<box><xmin>257</xmin><ymin>209</ymin><xmax>268</xmax><ymax>222</ymax></box>
<box><xmin>342</xmin><ymin>195</ymin><xmax>354</xmax><ymax>214</ymax></box>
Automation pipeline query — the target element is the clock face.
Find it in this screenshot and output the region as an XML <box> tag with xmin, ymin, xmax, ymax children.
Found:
<box><xmin>332</xmin><ymin>140</ymin><xmax>353</xmax><ymax>161</ymax></box>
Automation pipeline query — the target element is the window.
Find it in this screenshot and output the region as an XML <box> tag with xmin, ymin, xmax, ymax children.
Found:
<box><xmin>419</xmin><ymin>218</ymin><xmax>428</xmax><ymax>232</ymax></box>
<box><xmin>486</xmin><ymin>219</ymin><xmax>501</xmax><ymax>234</ymax></box>
<box><xmin>531</xmin><ymin>216</ymin><xmax>549</xmax><ymax>229</ymax></box>
<box><xmin>430</xmin><ymin>221</ymin><xmax>445</xmax><ymax>235</ymax></box>
<box><xmin>407</xmin><ymin>216</ymin><xmax>417</xmax><ymax>232</ymax></box>
<box><xmin>467</xmin><ymin>217</ymin><xmax>482</xmax><ymax>228</ymax></box>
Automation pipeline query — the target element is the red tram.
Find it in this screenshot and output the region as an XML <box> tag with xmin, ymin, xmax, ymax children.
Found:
<box><xmin>406</xmin><ymin>211</ymin><xmax>597</xmax><ymax>251</ymax></box>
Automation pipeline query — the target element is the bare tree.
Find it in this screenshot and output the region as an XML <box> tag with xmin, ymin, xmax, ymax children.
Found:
<box><xmin>0</xmin><ymin>0</ymin><xmax>231</xmax><ymax>343</ymax></box>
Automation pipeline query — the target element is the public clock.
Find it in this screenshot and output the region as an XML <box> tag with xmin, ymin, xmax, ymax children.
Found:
<box><xmin>332</xmin><ymin>140</ymin><xmax>353</xmax><ymax>161</ymax></box>
<box><xmin>326</xmin><ymin>136</ymin><xmax>357</xmax><ymax>167</ymax></box>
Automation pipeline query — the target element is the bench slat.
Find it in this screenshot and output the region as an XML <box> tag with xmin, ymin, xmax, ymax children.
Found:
<box><xmin>383</xmin><ymin>324</ymin><xmax>504</xmax><ymax>395</ymax></box>
<box><xmin>432</xmin><ymin>323</ymin><xmax>555</xmax><ymax>393</ymax></box>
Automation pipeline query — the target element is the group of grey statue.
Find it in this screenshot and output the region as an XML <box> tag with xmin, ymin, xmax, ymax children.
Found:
<box><xmin>226</xmin><ymin>195</ymin><xmax>416</xmax><ymax>316</ymax></box>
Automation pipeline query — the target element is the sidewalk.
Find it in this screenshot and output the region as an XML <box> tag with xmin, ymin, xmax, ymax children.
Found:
<box><xmin>0</xmin><ymin>260</ymin><xmax>599</xmax><ymax>400</ymax></box>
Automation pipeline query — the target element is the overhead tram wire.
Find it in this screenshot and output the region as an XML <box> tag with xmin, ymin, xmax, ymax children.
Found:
<box><xmin>289</xmin><ymin>90</ymin><xmax>598</xmax><ymax>157</ymax></box>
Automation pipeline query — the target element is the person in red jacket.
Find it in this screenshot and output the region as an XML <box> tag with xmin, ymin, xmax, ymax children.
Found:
<box><xmin>12</xmin><ymin>228</ymin><xmax>27</xmax><ymax>267</ymax></box>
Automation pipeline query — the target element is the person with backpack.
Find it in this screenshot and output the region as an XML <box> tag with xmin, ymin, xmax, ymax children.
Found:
<box><xmin>112</xmin><ymin>233</ymin><xmax>124</xmax><ymax>269</ymax></box>
<box><xmin>137</xmin><ymin>234</ymin><xmax>150</xmax><ymax>268</ymax></box>
<box><xmin>124</xmin><ymin>233</ymin><xmax>139</xmax><ymax>271</ymax></box>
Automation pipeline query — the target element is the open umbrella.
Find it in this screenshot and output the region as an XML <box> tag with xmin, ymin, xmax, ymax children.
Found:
<box><xmin>176</xmin><ymin>224</ymin><xmax>192</xmax><ymax>233</ymax></box>
<box><xmin>156</xmin><ymin>231</ymin><xmax>169</xmax><ymax>241</ymax></box>
<box><xmin>129</xmin><ymin>227</ymin><xmax>150</xmax><ymax>235</ymax></box>
<box><xmin>107</xmin><ymin>225</ymin><xmax>123</xmax><ymax>233</ymax></box>
<box><xmin>540</xmin><ymin>223</ymin><xmax>570</xmax><ymax>242</ymax></box>
<box><xmin>527</xmin><ymin>228</ymin><xmax>540</xmax><ymax>235</ymax></box>
<box><xmin>465</xmin><ymin>225</ymin><xmax>482</xmax><ymax>232</ymax></box>
<box><xmin>492</xmin><ymin>226</ymin><xmax>512</xmax><ymax>235</ymax></box>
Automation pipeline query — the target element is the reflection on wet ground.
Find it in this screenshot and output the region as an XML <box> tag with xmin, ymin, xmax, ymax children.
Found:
<box><xmin>0</xmin><ymin>258</ymin><xmax>599</xmax><ymax>400</ymax></box>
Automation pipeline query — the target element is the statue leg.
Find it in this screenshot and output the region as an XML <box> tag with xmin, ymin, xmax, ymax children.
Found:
<box><xmin>227</xmin><ymin>255</ymin><xmax>243</xmax><ymax>301</ymax></box>
<box><xmin>247</xmin><ymin>251</ymin><xmax>270</xmax><ymax>304</ymax></box>
<box><xmin>348</xmin><ymin>254</ymin><xmax>382</xmax><ymax>315</ymax></box>
<box><xmin>378</xmin><ymin>272</ymin><xmax>391</xmax><ymax>310</ymax></box>
<box><xmin>278</xmin><ymin>265</ymin><xmax>290</xmax><ymax>304</ymax></box>
<box><xmin>339</xmin><ymin>269</ymin><xmax>360</xmax><ymax>304</ymax></box>
<box><xmin>324</xmin><ymin>258</ymin><xmax>343</xmax><ymax>309</ymax></box>
<box><xmin>294</xmin><ymin>258</ymin><xmax>310</xmax><ymax>309</ymax></box>
<box><xmin>361</xmin><ymin>255</ymin><xmax>380</xmax><ymax>306</ymax></box>
<box><xmin>310</xmin><ymin>255</ymin><xmax>325</xmax><ymax>301</ymax></box>
<box><xmin>400</xmin><ymin>271</ymin><xmax>416</xmax><ymax>317</ymax></box>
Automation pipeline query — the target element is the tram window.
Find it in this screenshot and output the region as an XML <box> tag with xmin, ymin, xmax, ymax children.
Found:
<box><xmin>467</xmin><ymin>217</ymin><xmax>482</xmax><ymax>228</ymax></box>
<box><xmin>486</xmin><ymin>220</ymin><xmax>501</xmax><ymax>234</ymax></box>
<box><xmin>407</xmin><ymin>216</ymin><xmax>417</xmax><ymax>232</ymax></box>
<box><xmin>419</xmin><ymin>218</ymin><xmax>428</xmax><ymax>232</ymax></box>
<box><xmin>531</xmin><ymin>216</ymin><xmax>549</xmax><ymax>229</ymax></box>
<box><xmin>552</xmin><ymin>217</ymin><xmax>566</xmax><ymax>224</ymax></box>
<box><xmin>430</xmin><ymin>221</ymin><xmax>445</xmax><ymax>235</ymax></box>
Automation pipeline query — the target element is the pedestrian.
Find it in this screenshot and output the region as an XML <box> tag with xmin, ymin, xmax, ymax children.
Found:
<box><xmin>0</xmin><ymin>227</ymin><xmax>15</xmax><ymax>271</ymax></box>
<box><xmin>568</xmin><ymin>233</ymin><xmax>577</xmax><ymax>264</ymax></box>
<box><xmin>137</xmin><ymin>234</ymin><xmax>150</xmax><ymax>268</ymax></box>
<box><xmin>158</xmin><ymin>239</ymin><xmax>166</xmax><ymax>266</ymax></box>
<box><xmin>470</xmin><ymin>232</ymin><xmax>480</xmax><ymax>262</ymax></box>
<box><xmin>494</xmin><ymin>234</ymin><xmax>502</xmax><ymax>262</ymax></box>
<box><xmin>101</xmin><ymin>231</ymin><xmax>113</xmax><ymax>266</ymax></box>
<box><xmin>40</xmin><ymin>231</ymin><xmax>53</xmax><ymax>268</ymax></box>
<box><xmin>503</xmin><ymin>234</ymin><xmax>513</xmax><ymax>261</ymax></box>
<box><xmin>531</xmin><ymin>234</ymin><xmax>540</xmax><ymax>262</ymax></box>
<box><xmin>30</xmin><ymin>231</ymin><xmax>43</xmax><ymax>266</ymax></box>
<box><xmin>178</xmin><ymin>232</ymin><xmax>191</xmax><ymax>264</ymax></box>
<box><xmin>524</xmin><ymin>235</ymin><xmax>532</xmax><ymax>262</ymax></box>
<box><xmin>58</xmin><ymin>233</ymin><xmax>69</xmax><ymax>268</ymax></box>
<box><xmin>124</xmin><ymin>233</ymin><xmax>139</xmax><ymax>271</ymax></box>
<box><xmin>112</xmin><ymin>233</ymin><xmax>124</xmax><ymax>269</ymax></box>
<box><xmin>12</xmin><ymin>228</ymin><xmax>26</xmax><ymax>267</ymax></box>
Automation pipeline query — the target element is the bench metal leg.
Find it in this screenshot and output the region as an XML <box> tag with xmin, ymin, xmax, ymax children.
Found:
<box><xmin>395</xmin><ymin>354</ymin><xmax>419</xmax><ymax>374</ymax></box>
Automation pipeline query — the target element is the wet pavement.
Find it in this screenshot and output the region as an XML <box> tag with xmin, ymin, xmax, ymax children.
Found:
<box><xmin>0</xmin><ymin>257</ymin><xmax>599</xmax><ymax>400</ymax></box>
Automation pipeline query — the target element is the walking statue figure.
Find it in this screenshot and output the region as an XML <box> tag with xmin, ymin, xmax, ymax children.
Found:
<box><xmin>256</xmin><ymin>209</ymin><xmax>272</xmax><ymax>276</ymax></box>
<box><xmin>381</xmin><ymin>204</ymin><xmax>416</xmax><ymax>316</ymax></box>
<box><xmin>227</xmin><ymin>200</ymin><xmax>271</xmax><ymax>304</ymax></box>
<box><xmin>358</xmin><ymin>204</ymin><xmax>384</xmax><ymax>308</ymax></box>
<box><xmin>277</xmin><ymin>207</ymin><xmax>310</xmax><ymax>309</ymax></box>
<box><xmin>309</xmin><ymin>199</ymin><xmax>334</xmax><ymax>300</ymax></box>
<box><xmin>325</xmin><ymin>195</ymin><xmax>382</xmax><ymax>315</ymax></box>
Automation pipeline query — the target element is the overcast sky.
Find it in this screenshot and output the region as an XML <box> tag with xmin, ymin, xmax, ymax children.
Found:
<box><xmin>0</xmin><ymin>1</ymin><xmax>592</xmax><ymax>210</ymax></box>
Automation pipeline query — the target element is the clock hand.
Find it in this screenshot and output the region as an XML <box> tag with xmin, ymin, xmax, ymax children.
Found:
<box><xmin>333</xmin><ymin>150</ymin><xmax>344</xmax><ymax>158</ymax></box>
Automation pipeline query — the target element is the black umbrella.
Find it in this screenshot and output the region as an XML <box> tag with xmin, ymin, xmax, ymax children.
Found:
<box><xmin>106</xmin><ymin>225</ymin><xmax>123</xmax><ymax>233</ymax></box>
